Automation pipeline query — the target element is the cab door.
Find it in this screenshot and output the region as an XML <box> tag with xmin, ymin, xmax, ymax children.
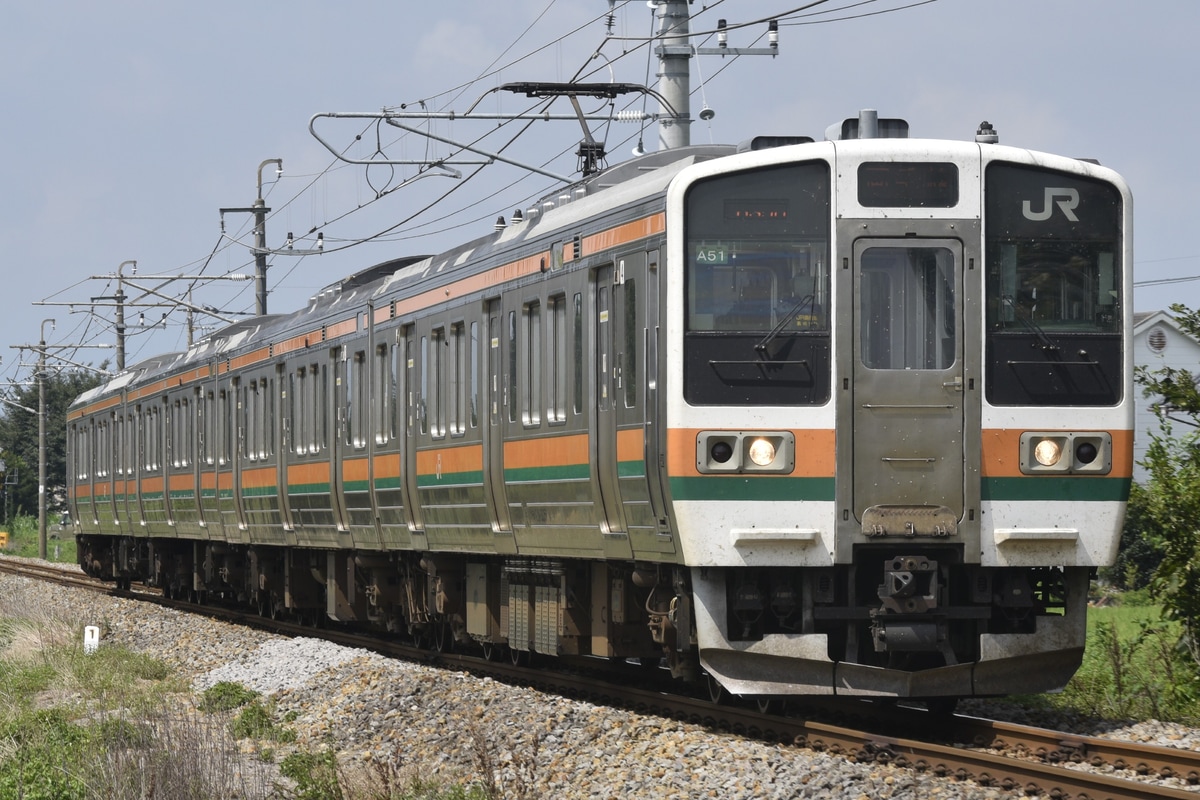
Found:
<box><xmin>851</xmin><ymin>239</ymin><xmax>964</xmax><ymax>534</ymax></box>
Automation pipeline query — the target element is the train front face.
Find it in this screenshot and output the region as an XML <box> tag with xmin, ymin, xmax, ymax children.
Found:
<box><xmin>664</xmin><ymin>138</ymin><xmax>1132</xmax><ymax>699</ymax></box>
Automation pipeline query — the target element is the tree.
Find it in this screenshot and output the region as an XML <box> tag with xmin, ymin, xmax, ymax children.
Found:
<box><xmin>0</xmin><ymin>365</ymin><xmax>106</xmax><ymax>519</ymax></box>
<box><xmin>1134</xmin><ymin>303</ymin><xmax>1200</xmax><ymax>664</ymax></box>
<box><xmin>1107</xmin><ymin>482</ymin><xmax>1164</xmax><ymax>591</ymax></box>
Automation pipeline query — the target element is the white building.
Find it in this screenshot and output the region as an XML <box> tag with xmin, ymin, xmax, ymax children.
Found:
<box><xmin>1132</xmin><ymin>310</ymin><xmax>1200</xmax><ymax>483</ymax></box>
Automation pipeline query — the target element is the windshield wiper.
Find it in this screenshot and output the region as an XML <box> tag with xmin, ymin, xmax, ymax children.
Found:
<box><xmin>1001</xmin><ymin>295</ymin><xmax>1059</xmax><ymax>352</ymax></box>
<box><xmin>755</xmin><ymin>294</ymin><xmax>814</xmax><ymax>357</ymax></box>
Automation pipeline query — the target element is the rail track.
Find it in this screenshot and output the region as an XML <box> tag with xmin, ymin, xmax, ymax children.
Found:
<box><xmin>3</xmin><ymin>554</ymin><xmax>1197</xmax><ymax>800</ymax></box>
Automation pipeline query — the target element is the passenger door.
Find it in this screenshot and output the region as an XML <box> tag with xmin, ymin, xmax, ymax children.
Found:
<box><xmin>594</xmin><ymin>264</ymin><xmax>633</xmax><ymax>557</ymax></box>
<box><xmin>851</xmin><ymin>239</ymin><xmax>964</xmax><ymax>534</ymax></box>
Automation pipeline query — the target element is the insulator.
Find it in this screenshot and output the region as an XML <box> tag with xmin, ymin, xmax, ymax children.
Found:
<box><xmin>614</xmin><ymin>110</ymin><xmax>645</xmax><ymax>123</ymax></box>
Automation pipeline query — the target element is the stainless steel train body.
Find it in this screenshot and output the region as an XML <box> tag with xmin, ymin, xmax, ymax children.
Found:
<box><xmin>69</xmin><ymin>121</ymin><xmax>1133</xmax><ymax>701</ymax></box>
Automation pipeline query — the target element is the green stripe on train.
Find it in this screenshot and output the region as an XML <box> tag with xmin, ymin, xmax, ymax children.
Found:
<box><xmin>416</xmin><ymin>470</ymin><xmax>486</xmax><ymax>488</ymax></box>
<box><xmin>668</xmin><ymin>476</ymin><xmax>835</xmax><ymax>502</ymax></box>
<box><xmin>981</xmin><ymin>477</ymin><xmax>1131</xmax><ymax>502</ymax></box>
<box><xmin>504</xmin><ymin>464</ymin><xmax>590</xmax><ymax>483</ymax></box>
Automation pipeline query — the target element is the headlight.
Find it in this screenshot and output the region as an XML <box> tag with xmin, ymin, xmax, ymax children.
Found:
<box><xmin>1020</xmin><ymin>432</ymin><xmax>1112</xmax><ymax>475</ymax></box>
<box><xmin>1033</xmin><ymin>438</ymin><xmax>1063</xmax><ymax>467</ymax></box>
<box><xmin>696</xmin><ymin>431</ymin><xmax>795</xmax><ymax>474</ymax></box>
<box><xmin>748</xmin><ymin>438</ymin><xmax>776</xmax><ymax>466</ymax></box>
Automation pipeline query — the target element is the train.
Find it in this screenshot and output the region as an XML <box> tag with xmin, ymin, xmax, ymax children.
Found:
<box><xmin>67</xmin><ymin>110</ymin><xmax>1133</xmax><ymax>704</ymax></box>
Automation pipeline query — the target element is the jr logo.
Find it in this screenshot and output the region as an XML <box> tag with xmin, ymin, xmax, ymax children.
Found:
<box><xmin>1022</xmin><ymin>187</ymin><xmax>1080</xmax><ymax>222</ymax></box>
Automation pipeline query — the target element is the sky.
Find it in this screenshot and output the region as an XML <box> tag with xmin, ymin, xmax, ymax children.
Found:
<box><xmin>1</xmin><ymin>0</ymin><xmax>1197</xmax><ymax>396</ymax></box>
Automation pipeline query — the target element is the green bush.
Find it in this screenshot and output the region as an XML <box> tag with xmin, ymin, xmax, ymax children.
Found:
<box><xmin>280</xmin><ymin>749</ymin><xmax>344</xmax><ymax>800</ymax></box>
<box><xmin>0</xmin><ymin>709</ymin><xmax>90</xmax><ymax>800</ymax></box>
<box><xmin>199</xmin><ymin>680</ymin><xmax>260</xmax><ymax>712</ymax></box>
<box><xmin>230</xmin><ymin>700</ymin><xmax>296</xmax><ymax>743</ymax></box>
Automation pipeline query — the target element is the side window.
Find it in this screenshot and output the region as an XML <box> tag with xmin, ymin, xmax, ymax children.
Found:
<box><xmin>469</xmin><ymin>321</ymin><xmax>480</xmax><ymax>429</ymax></box>
<box><xmin>507</xmin><ymin>311</ymin><xmax>517</xmax><ymax>424</ymax></box>
<box><xmin>314</xmin><ymin>363</ymin><xmax>327</xmax><ymax>453</ymax></box>
<box><xmin>548</xmin><ymin>294</ymin><xmax>567</xmax><ymax>424</ymax></box>
<box><xmin>450</xmin><ymin>323</ymin><xmax>466</xmax><ymax>436</ymax></box>
<box><xmin>376</xmin><ymin>343</ymin><xmax>392</xmax><ymax>445</ymax></box>
<box><xmin>350</xmin><ymin>350</ymin><xmax>368</xmax><ymax>449</ymax></box>
<box><xmin>623</xmin><ymin>279</ymin><xmax>638</xmax><ymax>408</ymax></box>
<box><xmin>115</xmin><ymin>415</ymin><xmax>126</xmax><ymax>477</ymax></box>
<box><xmin>244</xmin><ymin>381</ymin><xmax>258</xmax><ymax>462</ymax></box>
<box><xmin>523</xmin><ymin>300</ymin><xmax>542</xmax><ymax>427</ymax></box>
<box><xmin>430</xmin><ymin>328</ymin><xmax>445</xmax><ymax>438</ymax></box>
<box><xmin>573</xmin><ymin>293</ymin><xmax>583</xmax><ymax>415</ymax></box>
<box><xmin>217</xmin><ymin>389</ymin><xmax>231</xmax><ymax>467</ymax></box>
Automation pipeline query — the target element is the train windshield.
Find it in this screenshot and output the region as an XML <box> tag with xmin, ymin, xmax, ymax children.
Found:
<box><xmin>985</xmin><ymin>163</ymin><xmax>1122</xmax><ymax>335</ymax></box>
<box><xmin>685</xmin><ymin>162</ymin><xmax>831</xmax><ymax>334</ymax></box>
<box><xmin>984</xmin><ymin>162</ymin><xmax>1124</xmax><ymax>405</ymax></box>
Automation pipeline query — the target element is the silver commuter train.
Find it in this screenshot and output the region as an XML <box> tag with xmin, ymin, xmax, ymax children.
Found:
<box><xmin>69</xmin><ymin>114</ymin><xmax>1133</xmax><ymax>702</ymax></box>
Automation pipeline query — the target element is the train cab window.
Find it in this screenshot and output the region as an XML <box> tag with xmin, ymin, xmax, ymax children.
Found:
<box><xmin>683</xmin><ymin>161</ymin><xmax>832</xmax><ymax>405</ymax></box>
<box><xmin>685</xmin><ymin>163</ymin><xmax>830</xmax><ymax>335</ymax></box>
<box><xmin>984</xmin><ymin>163</ymin><xmax>1123</xmax><ymax>405</ymax></box>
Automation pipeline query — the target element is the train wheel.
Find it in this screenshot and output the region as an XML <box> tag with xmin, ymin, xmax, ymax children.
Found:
<box><xmin>410</xmin><ymin>627</ymin><xmax>428</xmax><ymax>649</ymax></box>
<box><xmin>432</xmin><ymin>622</ymin><xmax>452</xmax><ymax>653</ymax></box>
<box><xmin>756</xmin><ymin>696</ymin><xmax>780</xmax><ymax>714</ymax></box>
<box><xmin>706</xmin><ymin>674</ymin><xmax>726</xmax><ymax>704</ymax></box>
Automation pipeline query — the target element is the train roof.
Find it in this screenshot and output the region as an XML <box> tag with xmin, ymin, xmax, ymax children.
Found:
<box><xmin>72</xmin><ymin>144</ymin><xmax>738</xmax><ymax>405</ymax></box>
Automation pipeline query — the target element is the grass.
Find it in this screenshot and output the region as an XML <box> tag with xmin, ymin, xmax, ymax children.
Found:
<box><xmin>0</xmin><ymin>513</ymin><xmax>77</xmax><ymax>563</ymax></box>
<box><xmin>1010</xmin><ymin>597</ymin><xmax>1200</xmax><ymax>724</ymax></box>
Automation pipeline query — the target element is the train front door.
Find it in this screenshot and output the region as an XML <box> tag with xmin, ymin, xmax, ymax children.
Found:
<box><xmin>851</xmin><ymin>239</ymin><xmax>965</xmax><ymax>535</ymax></box>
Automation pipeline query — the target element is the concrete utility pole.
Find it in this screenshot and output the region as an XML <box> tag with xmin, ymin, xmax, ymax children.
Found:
<box><xmin>89</xmin><ymin>260</ymin><xmax>135</xmax><ymax>371</ymax></box>
<box><xmin>11</xmin><ymin>326</ymin><xmax>110</xmax><ymax>560</ymax></box>
<box><xmin>254</xmin><ymin>158</ymin><xmax>282</xmax><ymax>316</ymax></box>
<box><xmin>37</xmin><ymin>318</ymin><xmax>53</xmax><ymax>560</ymax></box>
<box><xmin>652</xmin><ymin>3</ymin><xmax>779</xmax><ymax>152</ymax></box>
<box><xmin>654</xmin><ymin>0</ymin><xmax>692</xmax><ymax>151</ymax></box>
<box><xmin>220</xmin><ymin>158</ymin><xmax>281</xmax><ymax>317</ymax></box>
